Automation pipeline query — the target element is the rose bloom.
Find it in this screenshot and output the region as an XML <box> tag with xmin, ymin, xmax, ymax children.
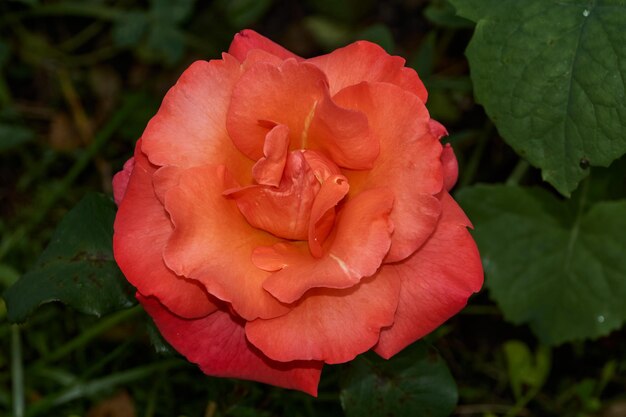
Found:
<box><xmin>112</xmin><ymin>30</ymin><xmax>483</xmax><ymax>396</ymax></box>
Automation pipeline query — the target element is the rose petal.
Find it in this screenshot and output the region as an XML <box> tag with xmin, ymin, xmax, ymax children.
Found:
<box><xmin>112</xmin><ymin>157</ymin><xmax>135</xmax><ymax>206</ymax></box>
<box><xmin>246</xmin><ymin>272</ymin><xmax>401</xmax><ymax>364</ymax></box>
<box><xmin>308</xmin><ymin>41</ymin><xmax>428</xmax><ymax>102</ymax></box>
<box><xmin>226</xmin><ymin>59</ymin><xmax>328</xmax><ymax>160</ymax></box>
<box><xmin>428</xmin><ymin>119</ymin><xmax>448</xmax><ymax>139</ymax></box>
<box><xmin>441</xmin><ymin>144</ymin><xmax>459</xmax><ymax>192</ymax></box>
<box><xmin>139</xmin><ymin>294</ymin><xmax>322</xmax><ymax>396</ymax></box>
<box><xmin>162</xmin><ymin>164</ymin><xmax>290</xmax><ymax>320</ymax></box>
<box><xmin>251</xmin><ymin>124</ymin><xmax>290</xmax><ymax>187</ymax></box>
<box><xmin>141</xmin><ymin>56</ymin><xmax>253</xmax><ymax>183</ymax></box>
<box><xmin>306</xmin><ymin>90</ymin><xmax>379</xmax><ymax>169</ymax></box>
<box><xmin>227</xmin><ymin>59</ymin><xmax>377</xmax><ymax>169</ymax></box>
<box><xmin>335</xmin><ymin>82</ymin><xmax>444</xmax><ymax>262</ymax></box>
<box><xmin>257</xmin><ymin>188</ymin><xmax>394</xmax><ymax>303</ymax></box>
<box><xmin>113</xmin><ymin>141</ymin><xmax>218</xmax><ymax>319</ymax></box>
<box><xmin>226</xmin><ymin>151</ymin><xmax>320</xmax><ymax>240</ymax></box>
<box><xmin>229</xmin><ymin>29</ymin><xmax>303</xmax><ymax>62</ymax></box>
<box><xmin>374</xmin><ymin>192</ymin><xmax>484</xmax><ymax>358</ymax></box>
<box><xmin>307</xmin><ymin>174</ymin><xmax>350</xmax><ymax>258</ymax></box>
<box><xmin>240</xmin><ymin>49</ymin><xmax>286</xmax><ymax>69</ymax></box>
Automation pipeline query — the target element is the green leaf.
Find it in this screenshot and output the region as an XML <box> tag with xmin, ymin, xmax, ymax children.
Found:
<box><xmin>450</xmin><ymin>0</ymin><xmax>626</xmax><ymax>196</ymax></box>
<box><xmin>340</xmin><ymin>342</ymin><xmax>457</xmax><ymax>417</ymax></box>
<box><xmin>2</xmin><ymin>193</ymin><xmax>136</xmax><ymax>323</ymax></box>
<box><xmin>457</xmin><ymin>184</ymin><xmax>626</xmax><ymax>344</ymax></box>
<box><xmin>424</xmin><ymin>0</ymin><xmax>474</xmax><ymax>29</ymax></box>
<box><xmin>503</xmin><ymin>340</ymin><xmax>551</xmax><ymax>400</ymax></box>
<box><xmin>217</xmin><ymin>0</ymin><xmax>274</xmax><ymax>28</ymax></box>
<box><xmin>304</xmin><ymin>16</ymin><xmax>351</xmax><ymax>50</ymax></box>
<box><xmin>144</xmin><ymin>24</ymin><xmax>185</xmax><ymax>65</ymax></box>
<box><xmin>112</xmin><ymin>11</ymin><xmax>149</xmax><ymax>48</ymax></box>
<box><xmin>306</xmin><ymin>0</ymin><xmax>375</xmax><ymax>23</ymax></box>
<box><xmin>150</xmin><ymin>0</ymin><xmax>196</xmax><ymax>23</ymax></box>
<box><xmin>0</xmin><ymin>123</ymin><xmax>34</xmax><ymax>152</ymax></box>
<box><xmin>0</xmin><ymin>39</ymin><xmax>10</xmax><ymax>68</ymax></box>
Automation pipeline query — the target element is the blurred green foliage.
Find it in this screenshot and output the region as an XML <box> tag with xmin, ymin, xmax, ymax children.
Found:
<box><xmin>1</xmin><ymin>0</ymin><xmax>625</xmax><ymax>416</ymax></box>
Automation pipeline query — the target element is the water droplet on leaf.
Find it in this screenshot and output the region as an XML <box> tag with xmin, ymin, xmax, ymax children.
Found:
<box><xmin>597</xmin><ymin>315</ymin><xmax>605</xmax><ymax>323</ymax></box>
<box><xmin>579</xmin><ymin>158</ymin><xmax>589</xmax><ymax>169</ymax></box>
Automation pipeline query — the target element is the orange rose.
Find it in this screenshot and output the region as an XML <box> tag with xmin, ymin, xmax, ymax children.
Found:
<box><xmin>113</xmin><ymin>30</ymin><xmax>483</xmax><ymax>395</ymax></box>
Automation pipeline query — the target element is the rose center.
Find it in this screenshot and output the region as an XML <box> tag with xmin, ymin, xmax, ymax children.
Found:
<box><xmin>225</xmin><ymin>140</ymin><xmax>348</xmax><ymax>258</ymax></box>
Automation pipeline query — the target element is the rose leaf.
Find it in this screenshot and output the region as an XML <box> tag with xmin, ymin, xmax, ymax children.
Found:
<box><xmin>340</xmin><ymin>342</ymin><xmax>457</xmax><ymax>417</ymax></box>
<box><xmin>3</xmin><ymin>193</ymin><xmax>136</xmax><ymax>323</ymax></box>
<box><xmin>457</xmin><ymin>184</ymin><xmax>626</xmax><ymax>344</ymax></box>
<box><xmin>450</xmin><ymin>0</ymin><xmax>626</xmax><ymax>196</ymax></box>
<box><xmin>0</xmin><ymin>123</ymin><xmax>34</xmax><ymax>152</ymax></box>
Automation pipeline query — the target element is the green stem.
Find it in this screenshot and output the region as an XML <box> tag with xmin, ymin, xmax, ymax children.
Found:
<box><xmin>504</xmin><ymin>386</ymin><xmax>540</xmax><ymax>417</ymax></box>
<box><xmin>11</xmin><ymin>325</ymin><xmax>25</xmax><ymax>417</ymax></box>
<box><xmin>8</xmin><ymin>2</ymin><xmax>122</xmax><ymax>21</ymax></box>
<box><xmin>460</xmin><ymin>122</ymin><xmax>494</xmax><ymax>188</ymax></box>
<box><xmin>0</xmin><ymin>73</ymin><xmax>13</xmax><ymax>107</ymax></box>
<box><xmin>33</xmin><ymin>305</ymin><xmax>142</xmax><ymax>367</ymax></box>
<box><xmin>27</xmin><ymin>359</ymin><xmax>185</xmax><ymax>417</ymax></box>
<box><xmin>564</xmin><ymin>177</ymin><xmax>590</xmax><ymax>272</ymax></box>
<box><xmin>506</xmin><ymin>159</ymin><xmax>530</xmax><ymax>186</ymax></box>
<box><xmin>66</xmin><ymin>45</ymin><xmax>121</xmax><ymax>67</ymax></box>
<box><xmin>59</xmin><ymin>21</ymin><xmax>106</xmax><ymax>52</ymax></box>
<box><xmin>0</xmin><ymin>93</ymin><xmax>143</xmax><ymax>261</ymax></box>
<box><xmin>143</xmin><ymin>372</ymin><xmax>164</xmax><ymax>417</ymax></box>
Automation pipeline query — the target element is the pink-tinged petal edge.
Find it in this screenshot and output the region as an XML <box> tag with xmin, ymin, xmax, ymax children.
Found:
<box><xmin>441</xmin><ymin>144</ymin><xmax>458</xmax><ymax>192</ymax></box>
<box><xmin>374</xmin><ymin>192</ymin><xmax>483</xmax><ymax>358</ymax></box>
<box><xmin>139</xmin><ymin>294</ymin><xmax>322</xmax><ymax>396</ymax></box>
<box><xmin>229</xmin><ymin>29</ymin><xmax>303</xmax><ymax>62</ymax></box>
<box><xmin>113</xmin><ymin>141</ymin><xmax>218</xmax><ymax>319</ymax></box>
<box><xmin>113</xmin><ymin>156</ymin><xmax>135</xmax><ymax>206</ymax></box>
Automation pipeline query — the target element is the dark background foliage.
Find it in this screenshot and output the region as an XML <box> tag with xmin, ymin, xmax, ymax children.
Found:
<box><xmin>1</xmin><ymin>0</ymin><xmax>625</xmax><ymax>416</ymax></box>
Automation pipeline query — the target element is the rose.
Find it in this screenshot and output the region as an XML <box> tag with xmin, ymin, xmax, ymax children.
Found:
<box><xmin>112</xmin><ymin>30</ymin><xmax>483</xmax><ymax>396</ymax></box>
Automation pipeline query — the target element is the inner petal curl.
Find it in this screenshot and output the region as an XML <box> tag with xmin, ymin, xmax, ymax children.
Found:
<box><xmin>224</xmin><ymin>132</ymin><xmax>347</xmax><ymax>256</ymax></box>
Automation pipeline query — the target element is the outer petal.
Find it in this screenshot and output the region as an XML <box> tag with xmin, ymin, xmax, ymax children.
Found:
<box><xmin>374</xmin><ymin>192</ymin><xmax>483</xmax><ymax>358</ymax></box>
<box><xmin>308</xmin><ymin>41</ymin><xmax>427</xmax><ymax>102</ymax></box>
<box><xmin>441</xmin><ymin>144</ymin><xmax>459</xmax><ymax>192</ymax></box>
<box><xmin>113</xmin><ymin>157</ymin><xmax>135</xmax><ymax>206</ymax></box>
<box><xmin>245</xmin><ymin>272</ymin><xmax>401</xmax><ymax>364</ymax></box>
<box><xmin>256</xmin><ymin>188</ymin><xmax>394</xmax><ymax>303</ymax></box>
<box><xmin>229</xmin><ymin>29</ymin><xmax>303</xmax><ymax>62</ymax></box>
<box><xmin>140</xmin><ymin>56</ymin><xmax>253</xmax><ymax>183</ymax></box>
<box><xmin>162</xmin><ymin>164</ymin><xmax>290</xmax><ymax>320</ymax></box>
<box><xmin>113</xmin><ymin>141</ymin><xmax>217</xmax><ymax>319</ymax></box>
<box><xmin>335</xmin><ymin>82</ymin><xmax>444</xmax><ymax>262</ymax></box>
<box><xmin>139</xmin><ymin>295</ymin><xmax>322</xmax><ymax>396</ymax></box>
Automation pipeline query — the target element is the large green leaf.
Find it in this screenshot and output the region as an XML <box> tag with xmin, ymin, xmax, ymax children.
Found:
<box><xmin>3</xmin><ymin>193</ymin><xmax>135</xmax><ymax>323</ymax></box>
<box><xmin>457</xmin><ymin>184</ymin><xmax>626</xmax><ymax>344</ymax></box>
<box><xmin>450</xmin><ymin>0</ymin><xmax>626</xmax><ymax>196</ymax></box>
<box><xmin>0</xmin><ymin>123</ymin><xmax>34</xmax><ymax>152</ymax></box>
<box><xmin>340</xmin><ymin>342</ymin><xmax>457</xmax><ymax>417</ymax></box>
